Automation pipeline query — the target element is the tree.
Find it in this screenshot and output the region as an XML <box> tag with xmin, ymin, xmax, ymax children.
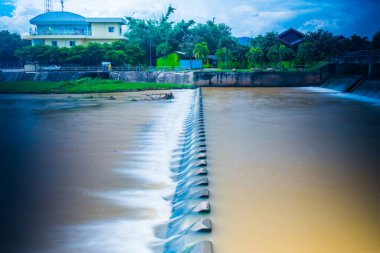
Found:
<box><xmin>193</xmin><ymin>42</ymin><xmax>209</xmax><ymax>66</ymax></box>
<box><xmin>215</xmin><ymin>47</ymin><xmax>232</xmax><ymax>69</ymax></box>
<box><xmin>246</xmin><ymin>47</ymin><xmax>263</xmax><ymax>67</ymax></box>
<box><xmin>251</xmin><ymin>32</ymin><xmax>280</xmax><ymax>64</ymax></box>
<box><xmin>267</xmin><ymin>45</ymin><xmax>279</xmax><ymax>64</ymax></box>
<box><xmin>191</xmin><ymin>20</ymin><xmax>233</xmax><ymax>55</ymax></box>
<box><xmin>156</xmin><ymin>42</ymin><xmax>171</xmax><ymax>67</ymax></box>
<box><xmin>124</xmin><ymin>43</ymin><xmax>145</xmax><ymax>65</ymax></box>
<box><xmin>304</xmin><ymin>30</ymin><xmax>335</xmax><ymax>61</ymax></box>
<box><xmin>297</xmin><ymin>42</ymin><xmax>314</xmax><ymax>66</ymax></box>
<box><xmin>14</xmin><ymin>45</ymin><xmax>55</xmax><ymax>65</ymax></box>
<box><xmin>372</xmin><ymin>31</ymin><xmax>380</xmax><ymax>49</ymax></box>
<box><xmin>348</xmin><ymin>35</ymin><xmax>371</xmax><ymax>51</ymax></box>
<box><xmin>83</xmin><ymin>43</ymin><xmax>107</xmax><ymax>65</ymax></box>
<box><xmin>104</xmin><ymin>50</ymin><xmax>127</xmax><ymax>66</ymax></box>
<box><xmin>66</xmin><ymin>45</ymin><xmax>87</xmax><ymax>65</ymax></box>
<box><xmin>278</xmin><ymin>45</ymin><xmax>287</xmax><ymax>62</ymax></box>
<box><xmin>0</xmin><ymin>30</ymin><xmax>29</xmax><ymax>65</ymax></box>
<box><xmin>231</xmin><ymin>44</ymin><xmax>249</xmax><ymax>69</ymax></box>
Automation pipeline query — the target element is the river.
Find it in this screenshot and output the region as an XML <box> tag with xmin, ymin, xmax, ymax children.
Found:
<box><xmin>0</xmin><ymin>91</ymin><xmax>193</xmax><ymax>253</ymax></box>
<box><xmin>203</xmin><ymin>87</ymin><xmax>380</xmax><ymax>253</ymax></box>
<box><xmin>1</xmin><ymin>87</ymin><xmax>379</xmax><ymax>253</ymax></box>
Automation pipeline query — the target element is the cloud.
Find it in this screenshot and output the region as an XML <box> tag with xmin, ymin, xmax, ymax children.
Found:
<box><xmin>301</xmin><ymin>19</ymin><xmax>339</xmax><ymax>31</ymax></box>
<box><xmin>0</xmin><ymin>0</ymin><xmax>379</xmax><ymax>37</ymax></box>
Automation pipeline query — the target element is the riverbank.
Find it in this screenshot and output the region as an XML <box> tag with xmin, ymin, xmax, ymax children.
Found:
<box><xmin>0</xmin><ymin>78</ymin><xmax>194</xmax><ymax>94</ymax></box>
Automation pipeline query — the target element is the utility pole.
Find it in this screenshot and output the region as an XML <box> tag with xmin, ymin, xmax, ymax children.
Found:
<box><xmin>60</xmin><ymin>0</ymin><xmax>64</xmax><ymax>11</ymax></box>
<box><xmin>44</xmin><ymin>0</ymin><xmax>53</xmax><ymax>12</ymax></box>
<box><xmin>149</xmin><ymin>34</ymin><xmax>152</xmax><ymax>68</ymax></box>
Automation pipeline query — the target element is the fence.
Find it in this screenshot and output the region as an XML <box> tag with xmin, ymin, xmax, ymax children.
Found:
<box><xmin>331</xmin><ymin>50</ymin><xmax>380</xmax><ymax>64</ymax></box>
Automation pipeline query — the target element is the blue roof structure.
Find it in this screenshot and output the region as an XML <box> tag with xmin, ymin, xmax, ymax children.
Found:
<box><xmin>30</xmin><ymin>11</ymin><xmax>127</xmax><ymax>26</ymax></box>
<box><xmin>30</xmin><ymin>11</ymin><xmax>87</xmax><ymax>25</ymax></box>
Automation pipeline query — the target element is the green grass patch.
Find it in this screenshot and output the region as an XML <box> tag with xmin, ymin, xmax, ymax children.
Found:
<box><xmin>0</xmin><ymin>78</ymin><xmax>195</xmax><ymax>94</ymax></box>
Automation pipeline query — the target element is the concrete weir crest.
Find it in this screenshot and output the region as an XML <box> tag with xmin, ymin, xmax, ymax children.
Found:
<box><xmin>163</xmin><ymin>88</ymin><xmax>212</xmax><ymax>253</ymax></box>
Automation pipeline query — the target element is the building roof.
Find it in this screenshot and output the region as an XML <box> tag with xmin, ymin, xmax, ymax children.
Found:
<box><xmin>277</xmin><ymin>28</ymin><xmax>305</xmax><ymax>47</ymax></box>
<box><xmin>86</xmin><ymin>18</ymin><xmax>127</xmax><ymax>25</ymax></box>
<box><xmin>30</xmin><ymin>11</ymin><xmax>87</xmax><ymax>25</ymax></box>
<box><xmin>30</xmin><ymin>11</ymin><xmax>127</xmax><ymax>26</ymax></box>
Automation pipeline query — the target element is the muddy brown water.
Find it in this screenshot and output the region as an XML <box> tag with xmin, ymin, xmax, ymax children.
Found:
<box><xmin>203</xmin><ymin>87</ymin><xmax>380</xmax><ymax>253</ymax></box>
<box><xmin>1</xmin><ymin>87</ymin><xmax>380</xmax><ymax>253</ymax></box>
<box><xmin>0</xmin><ymin>91</ymin><xmax>193</xmax><ymax>253</ymax></box>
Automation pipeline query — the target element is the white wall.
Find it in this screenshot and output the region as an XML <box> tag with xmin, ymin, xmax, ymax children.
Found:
<box><xmin>91</xmin><ymin>23</ymin><xmax>122</xmax><ymax>37</ymax></box>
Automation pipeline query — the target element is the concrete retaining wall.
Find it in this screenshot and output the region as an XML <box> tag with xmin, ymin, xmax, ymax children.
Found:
<box><xmin>0</xmin><ymin>71</ymin><xmax>24</xmax><ymax>82</ymax></box>
<box><xmin>0</xmin><ymin>71</ymin><xmax>109</xmax><ymax>82</ymax></box>
<box><xmin>193</xmin><ymin>71</ymin><xmax>321</xmax><ymax>87</ymax></box>
<box><xmin>34</xmin><ymin>71</ymin><xmax>109</xmax><ymax>82</ymax></box>
<box><xmin>110</xmin><ymin>71</ymin><xmax>194</xmax><ymax>84</ymax></box>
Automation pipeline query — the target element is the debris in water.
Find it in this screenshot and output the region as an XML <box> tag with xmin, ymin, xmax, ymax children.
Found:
<box><xmin>144</xmin><ymin>92</ymin><xmax>174</xmax><ymax>100</ymax></box>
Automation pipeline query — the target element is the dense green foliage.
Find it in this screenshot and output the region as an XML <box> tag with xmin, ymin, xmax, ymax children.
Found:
<box><xmin>14</xmin><ymin>41</ymin><xmax>145</xmax><ymax>66</ymax></box>
<box><xmin>0</xmin><ymin>78</ymin><xmax>194</xmax><ymax>93</ymax></box>
<box><xmin>1</xmin><ymin>5</ymin><xmax>379</xmax><ymax>69</ymax></box>
<box><xmin>0</xmin><ymin>30</ymin><xmax>29</xmax><ymax>66</ymax></box>
<box><xmin>193</xmin><ymin>42</ymin><xmax>210</xmax><ymax>64</ymax></box>
<box><xmin>248</xmin><ymin>30</ymin><xmax>375</xmax><ymax>68</ymax></box>
<box><xmin>124</xmin><ymin>6</ymin><xmax>238</xmax><ymax>66</ymax></box>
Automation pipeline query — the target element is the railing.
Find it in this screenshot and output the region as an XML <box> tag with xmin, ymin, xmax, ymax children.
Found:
<box><xmin>0</xmin><ymin>68</ymin><xmax>24</xmax><ymax>72</ymax></box>
<box><xmin>37</xmin><ymin>66</ymin><xmax>154</xmax><ymax>72</ymax></box>
<box><xmin>331</xmin><ymin>50</ymin><xmax>380</xmax><ymax>64</ymax></box>
<box><xmin>29</xmin><ymin>31</ymin><xmax>92</xmax><ymax>36</ymax></box>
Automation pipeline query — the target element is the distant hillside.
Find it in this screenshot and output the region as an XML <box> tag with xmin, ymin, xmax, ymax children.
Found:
<box><xmin>236</xmin><ymin>37</ymin><xmax>251</xmax><ymax>46</ymax></box>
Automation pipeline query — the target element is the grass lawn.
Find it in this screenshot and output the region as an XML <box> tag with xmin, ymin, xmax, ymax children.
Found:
<box><xmin>0</xmin><ymin>78</ymin><xmax>195</xmax><ymax>94</ymax></box>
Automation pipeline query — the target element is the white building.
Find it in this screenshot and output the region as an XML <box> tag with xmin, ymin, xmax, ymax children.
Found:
<box><xmin>23</xmin><ymin>11</ymin><xmax>127</xmax><ymax>47</ymax></box>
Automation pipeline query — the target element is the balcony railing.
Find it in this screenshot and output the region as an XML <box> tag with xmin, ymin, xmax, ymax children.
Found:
<box><xmin>29</xmin><ymin>31</ymin><xmax>92</xmax><ymax>36</ymax></box>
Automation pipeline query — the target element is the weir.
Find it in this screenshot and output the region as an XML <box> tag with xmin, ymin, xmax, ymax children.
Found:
<box><xmin>162</xmin><ymin>88</ymin><xmax>212</xmax><ymax>253</ymax></box>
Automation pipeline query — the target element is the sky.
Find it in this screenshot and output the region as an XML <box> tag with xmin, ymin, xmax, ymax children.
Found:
<box><xmin>0</xmin><ymin>0</ymin><xmax>379</xmax><ymax>38</ymax></box>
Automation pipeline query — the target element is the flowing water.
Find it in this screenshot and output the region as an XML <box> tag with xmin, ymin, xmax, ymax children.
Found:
<box><xmin>0</xmin><ymin>91</ymin><xmax>193</xmax><ymax>253</ymax></box>
<box><xmin>1</xmin><ymin>87</ymin><xmax>380</xmax><ymax>253</ymax></box>
<box><xmin>203</xmin><ymin>87</ymin><xmax>380</xmax><ymax>253</ymax></box>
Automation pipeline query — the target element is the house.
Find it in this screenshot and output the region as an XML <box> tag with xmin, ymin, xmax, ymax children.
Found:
<box><xmin>277</xmin><ymin>28</ymin><xmax>305</xmax><ymax>48</ymax></box>
<box><xmin>23</xmin><ymin>11</ymin><xmax>127</xmax><ymax>47</ymax></box>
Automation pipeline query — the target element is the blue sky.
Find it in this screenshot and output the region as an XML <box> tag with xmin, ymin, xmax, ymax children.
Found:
<box><xmin>0</xmin><ymin>0</ymin><xmax>379</xmax><ymax>38</ymax></box>
<box><xmin>0</xmin><ymin>1</ymin><xmax>15</xmax><ymax>17</ymax></box>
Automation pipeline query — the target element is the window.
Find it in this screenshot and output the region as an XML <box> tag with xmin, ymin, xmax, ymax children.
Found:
<box><xmin>51</xmin><ymin>41</ymin><xmax>58</xmax><ymax>46</ymax></box>
<box><xmin>119</xmin><ymin>27</ymin><xmax>122</xmax><ymax>35</ymax></box>
<box><xmin>108</xmin><ymin>27</ymin><xmax>115</xmax><ymax>33</ymax></box>
<box><xmin>69</xmin><ymin>41</ymin><xmax>76</xmax><ymax>47</ymax></box>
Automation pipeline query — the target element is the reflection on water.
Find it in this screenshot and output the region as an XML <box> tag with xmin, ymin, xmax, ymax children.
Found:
<box><xmin>203</xmin><ymin>88</ymin><xmax>380</xmax><ymax>253</ymax></box>
<box><xmin>0</xmin><ymin>91</ymin><xmax>193</xmax><ymax>253</ymax></box>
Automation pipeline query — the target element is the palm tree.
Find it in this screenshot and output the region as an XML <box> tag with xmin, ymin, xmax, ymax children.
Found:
<box><xmin>193</xmin><ymin>42</ymin><xmax>209</xmax><ymax>67</ymax></box>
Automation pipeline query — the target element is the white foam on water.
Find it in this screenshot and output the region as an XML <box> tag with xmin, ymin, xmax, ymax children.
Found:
<box><xmin>53</xmin><ymin>90</ymin><xmax>195</xmax><ymax>253</ymax></box>
<box><xmin>46</xmin><ymin>219</ymin><xmax>162</xmax><ymax>253</ymax></box>
<box><xmin>300</xmin><ymin>86</ymin><xmax>339</xmax><ymax>93</ymax></box>
<box><xmin>301</xmin><ymin>86</ymin><xmax>380</xmax><ymax>105</ymax></box>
